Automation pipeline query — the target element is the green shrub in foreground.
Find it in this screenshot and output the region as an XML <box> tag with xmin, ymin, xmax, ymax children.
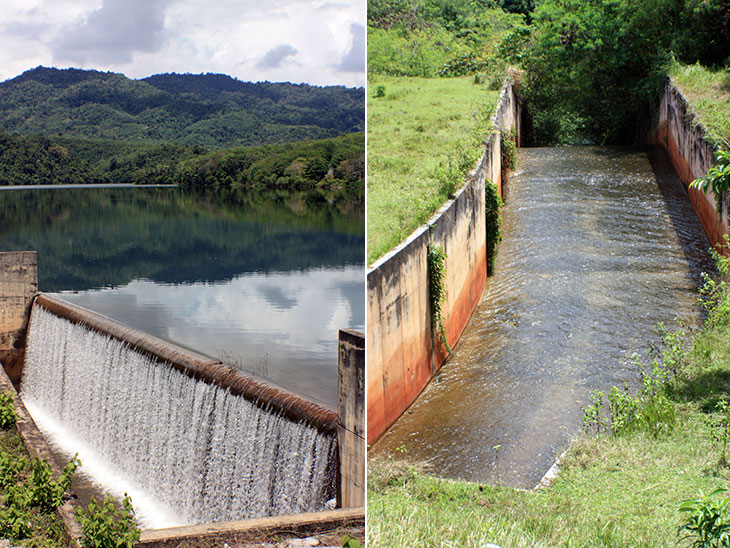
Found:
<box><xmin>679</xmin><ymin>488</ymin><xmax>730</xmax><ymax>548</ymax></box>
<box><xmin>0</xmin><ymin>392</ymin><xmax>18</xmax><ymax>429</ymax></box>
<box><xmin>76</xmin><ymin>494</ymin><xmax>140</xmax><ymax>548</ymax></box>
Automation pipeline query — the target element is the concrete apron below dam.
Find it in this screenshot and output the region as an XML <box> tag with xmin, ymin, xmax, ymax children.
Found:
<box><xmin>371</xmin><ymin>145</ymin><xmax>715</xmax><ymax>488</ymax></box>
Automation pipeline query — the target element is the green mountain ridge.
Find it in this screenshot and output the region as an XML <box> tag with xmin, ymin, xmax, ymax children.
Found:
<box><xmin>0</xmin><ymin>66</ymin><xmax>364</xmax><ymax>149</ymax></box>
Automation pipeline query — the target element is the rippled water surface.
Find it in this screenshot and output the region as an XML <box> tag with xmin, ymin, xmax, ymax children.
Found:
<box><xmin>372</xmin><ymin>146</ymin><xmax>714</xmax><ymax>487</ymax></box>
<box><xmin>0</xmin><ymin>187</ymin><xmax>364</xmax><ymax>407</ymax></box>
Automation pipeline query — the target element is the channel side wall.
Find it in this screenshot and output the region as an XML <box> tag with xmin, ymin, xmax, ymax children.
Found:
<box><xmin>653</xmin><ymin>78</ymin><xmax>727</xmax><ymax>248</ymax></box>
<box><xmin>367</xmin><ymin>82</ymin><xmax>521</xmax><ymax>445</ymax></box>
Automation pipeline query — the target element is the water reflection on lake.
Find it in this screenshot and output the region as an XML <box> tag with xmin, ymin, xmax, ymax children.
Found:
<box><xmin>0</xmin><ymin>185</ymin><xmax>364</xmax><ymax>407</ymax></box>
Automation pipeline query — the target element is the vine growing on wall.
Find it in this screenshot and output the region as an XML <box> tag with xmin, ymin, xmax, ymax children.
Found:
<box><xmin>690</xmin><ymin>145</ymin><xmax>730</xmax><ymax>214</ymax></box>
<box><xmin>486</xmin><ymin>179</ymin><xmax>503</xmax><ymax>276</ymax></box>
<box><xmin>427</xmin><ymin>243</ymin><xmax>452</xmax><ymax>354</ymax></box>
<box><xmin>501</xmin><ymin>129</ymin><xmax>517</xmax><ymax>173</ymax></box>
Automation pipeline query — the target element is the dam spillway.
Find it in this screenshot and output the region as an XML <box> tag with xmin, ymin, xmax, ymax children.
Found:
<box><xmin>372</xmin><ymin>146</ymin><xmax>715</xmax><ymax>488</ymax></box>
<box><xmin>20</xmin><ymin>298</ymin><xmax>337</xmax><ymax>528</ymax></box>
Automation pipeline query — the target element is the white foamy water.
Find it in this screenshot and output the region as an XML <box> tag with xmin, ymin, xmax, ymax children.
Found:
<box><xmin>21</xmin><ymin>303</ymin><xmax>337</xmax><ymax>529</ymax></box>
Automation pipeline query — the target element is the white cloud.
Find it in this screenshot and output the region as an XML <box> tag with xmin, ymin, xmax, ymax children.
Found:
<box><xmin>257</xmin><ymin>44</ymin><xmax>299</xmax><ymax>70</ymax></box>
<box><xmin>53</xmin><ymin>0</ymin><xmax>171</xmax><ymax>65</ymax></box>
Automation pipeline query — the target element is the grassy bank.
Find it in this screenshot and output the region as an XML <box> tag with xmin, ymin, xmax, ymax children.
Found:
<box><xmin>366</xmin><ymin>75</ymin><xmax>499</xmax><ymax>264</ymax></box>
<box><xmin>369</xmin><ymin>253</ymin><xmax>730</xmax><ymax>547</ymax></box>
<box><xmin>669</xmin><ymin>62</ymin><xmax>730</xmax><ymax>147</ymax></box>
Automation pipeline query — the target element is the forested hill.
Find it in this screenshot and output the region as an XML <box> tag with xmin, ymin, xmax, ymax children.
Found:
<box><xmin>0</xmin><ymin>67</ymin><xmax>364</xmax><ymax>149</ymax></box>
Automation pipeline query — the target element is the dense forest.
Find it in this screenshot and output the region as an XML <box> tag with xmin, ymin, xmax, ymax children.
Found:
<box><xmin>0</xmin><ymin>67</ymin><xmax>364</xmax><ymax>191</ymax></box>
<box><xmin>0</xmin><ymin>67</ymin><xmax>363</xmax><ymax>148</ymax></box>
<box><xmin>0</xmin><ymin>130</ymin><xmax>364</xmax><ymax>193</ymax></box>
<box><xmin>368</xmin><ymin>0</ymin><xmax>730</xmax><ymax>145</ymax></box>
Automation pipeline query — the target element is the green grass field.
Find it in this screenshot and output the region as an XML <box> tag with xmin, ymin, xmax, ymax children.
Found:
<box><xmin>366</xmin><ymin>75</ymin><xmax>500</xmax><ymax>264</ymax></box>
<box><xmin>670</xmin><ymin>62</ymin><xmax>730</xmax><ymax>147</ymax></box>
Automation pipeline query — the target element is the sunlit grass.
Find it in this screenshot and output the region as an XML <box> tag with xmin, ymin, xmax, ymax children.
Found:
<box><xmin>670</xmin><ymin>62</ymin><xmax>730</xmax><ymax>147</ymax></box>
<box><xmin>366</xmin><ymin>75</ymin><xmax>500</xmax><ymax>264</ymax></box>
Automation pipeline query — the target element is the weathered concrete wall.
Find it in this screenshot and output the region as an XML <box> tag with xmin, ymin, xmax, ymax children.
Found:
<box><xmin>367</xmin><ymin>82</ymin><xmax>521</xmax><ymax>444</ymax></box>
<box><xmin>653</xmin><ymin>79</ymin><xmax>727</xmax><ymax>248</ymax></box>
<box><xmin>337</xmin><ymin>329</ymin><xmax>365</xmax><ymax>508</ymax></box>
<box><xmin>0</xmin><ymin>251</ymin><xmax>37</xmax><ymax>384</ymax></box>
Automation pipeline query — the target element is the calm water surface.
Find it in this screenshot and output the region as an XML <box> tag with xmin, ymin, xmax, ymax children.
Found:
<box><xmin>0</xmin><ymin>186</ymin><xmax>364</xmax><ymax>407</ymax></box>
<box><xmin>373</xmin><ymin>146</ymin><xmax>714</xmax><ymax>487</ymax></box>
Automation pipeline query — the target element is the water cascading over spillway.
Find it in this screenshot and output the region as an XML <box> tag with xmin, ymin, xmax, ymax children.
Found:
<box><xmin>21</xmin><ymin>301</ymin><xmax>337</xmax><ymax>527</ymax></box>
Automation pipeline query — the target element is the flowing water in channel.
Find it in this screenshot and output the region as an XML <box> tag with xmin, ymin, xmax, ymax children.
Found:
<box><xmin>372</xmin><ymin>146</ymin><xmax>715</xmax><ymax>488</ymax></box>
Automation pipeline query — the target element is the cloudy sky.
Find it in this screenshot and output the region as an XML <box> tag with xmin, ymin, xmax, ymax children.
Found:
<box><xmin>0</xmin><ymin>0</ymin><xmax>365</xmax><ymax>87</ymax></box>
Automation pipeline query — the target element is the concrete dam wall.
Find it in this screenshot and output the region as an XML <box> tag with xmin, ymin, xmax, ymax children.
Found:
<box><xmin>367</xmin><ymin>82</ymin><xmax>522</xmax><ymax>445</ymax></box>
<box><xmin>23</xmin><ymin>295</ymin><xmax>338</xmax><ymax>527</ymax></box>
<box><xmin>0</xmin><ymin>256</ymin><xmax>364</xmax><ymax>535</ymax></box>
<box><xmin>653</xmin><ymin>78</ymin><xmax>727</xmax><ymax>248</ymax></box>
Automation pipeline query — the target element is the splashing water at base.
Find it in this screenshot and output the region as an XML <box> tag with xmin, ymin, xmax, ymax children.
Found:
<box><xmin>21</xmin><ymin>303</ymin><xmax>337</xmax><ymax>528</ymax></box>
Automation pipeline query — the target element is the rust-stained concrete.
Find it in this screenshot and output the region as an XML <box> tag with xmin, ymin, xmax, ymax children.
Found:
<box><xmin>337</xmin><ymin>329</ymin><xmax>365</xmax><ymax>508</ymax></box>
<box><xmin>652</xmin><ymin>79</ymin><xmax>727</xmax><ymax>250</ymax></box>
<box><xmin>366</xmin><ymin>82</ymin><xmax>521</xmax><ymax>444</ymax></box>
<box><xmin>0</xmin><ymin>251</ymin><xmax>37</xmax><ymax>385</ymax></box>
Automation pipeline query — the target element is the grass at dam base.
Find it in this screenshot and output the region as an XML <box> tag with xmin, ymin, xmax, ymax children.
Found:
<box><xmin>368</xmin><ymin>261</ymin><xmax>730</xmax><ymax>547</ymax></box>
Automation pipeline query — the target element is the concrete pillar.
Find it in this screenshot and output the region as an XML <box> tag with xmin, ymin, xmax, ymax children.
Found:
<box><xmin>0</xmin><ymin>251</ymin><xmax>37</xmax><ymax>384</ymax></box>
<box><xmin>337</xmin><ymin>328</ymin><xmax>365</xmax><ymax>508</ymax></box>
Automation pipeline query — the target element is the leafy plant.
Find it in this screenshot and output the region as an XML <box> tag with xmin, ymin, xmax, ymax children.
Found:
<box><xmin>500</xmin><ymin>129</ymin><xmax>517</xmax><ymax>173</ymax></box>
<box><xmin>679</xmin><ymin>488</ymin><xmax>730</xmax><ymax>547</ymax></box>
<box><xmin>485</xmin><ymin>178</ymin><xmax>503</xmax><ymax>276</ymax></box>
<box><xmin>427</xmin><ymin>243</ymin><xmax>452</xmax><ymax>354</ymax></box>
<box><xmin>76</xmin><ymin>494</ymin><xmax>140</xmax><ymax>548</ymax></box>
<box><xmin>0</xmin><ymin>450</ymin><xmax>27</xmax><ymax>489</ymax></box>
<box><xmin>690</xmin><ymin>148</ymin><xmax>730</xmax><ymax>213</ymax></box>
<box><xmin>0</xmin><ymin>503</ymin><xmax>33</xmax><ymax>540</ymax></box>
<box><xmin>582</xmin><ymin>330</ymin><xmax>682</xmax><ymax>438</ymax></box>
<box><xmin>374</xmin><ymin>84</ymin><xmax>386</xmax><ymax>98</ymax></box>
<box><xmin>0</xmin><ymin>392</ymin><xmax>18</xmax><ymax>429</ymax></box>
<box><xmin>582</xmin><ymin>390</ymin><xmax>608</xmax><ymax>434</ymax></box>
<box><xmin>27</xmin><ymin>454</ymin><xmax>79</xmax><ymax>511</ymax></box>
<box><xmin>342</xmin><ymin>535</ymin><xmax>362</xmax><ymax>548</ymax></box>
<box><xmin>699</xmin><ymin>235</ymin><xmax>730</xmax><ymax>329</ymax></box>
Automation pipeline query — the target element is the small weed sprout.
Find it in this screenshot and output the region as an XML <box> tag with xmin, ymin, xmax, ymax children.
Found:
<box><xmin>582</xmin><ymin>389</ymin><xmax>607</xmax><ymax>434</ymax></box>
<box><xmin>342</xmin><ymin>534</ymin><xmax>362</xmax><ymax>548</ymax></box>
<box><xmin>76</xmin><ymin>494</ymin><xmax>141</xmax><ymax>548</ymax></box>
<box><xmin>679</xmin><ymin>488</ymin><xmax>730</xmax><ymax>547</ymax></box>
<box><xmin>700</xmin><ymin>235</ymin><xmax>730</xmax><ymax>328</ymax></box>
<box><xmin>0</xmin><ymin>392</ymin><xmax>18</xmax><ymax>429</ymax></box>
<box><xmin>714</xmin><ymin>399</ymin><xmax>730</xmax><ymax>467</ymax></box>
